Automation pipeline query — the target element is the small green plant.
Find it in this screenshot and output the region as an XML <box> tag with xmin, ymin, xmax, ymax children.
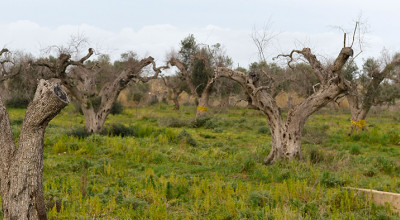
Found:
<box><xmin>110</xmin><ymin>101</ymin><xmax>124</xmax><ymax>115</ymax></box>
<box><xmin>5</xmin><ymin>95</ymin><xmax>31</xmax><ymax>108</ymax></box>
<box><xmin>241</xmin><ymin>155</ymin><xmax>256</xmax><ymax>172</ymax></box>
<box><xmin>309</xmin><ymin>147</ymin><xmax>325</xmax><ymax>164</ymax></box>
<box><xmin>103</xmin><ymin>123</ymin><xmax>136</xmax><ymax>137</ymax></box>
<box><xmin>248</xmin><ymin>191</ymin><xmax>274</xmax><ymax>207</ymax></box>
<box><xmin>67</xmin><ymin>127</ymin><xmax>92</xmax><ymax>139</ymax></box>
<box><xmin>349</xmin><ymin>144</ymin><xmax>361</xmax><ymax>155</ymax></box>
<box><xmin>388</xmin><ymin>129</ymin><xmax>400</xmax><ymax>145</ymax></box>
<box><xmin>159</xmin><ymin>116</ymin><xmax>187</xmax><ymax>128</ymax></box>
<box><xmin>320</xmin><ymin>171</ymin><xmax>345</xmax><ymax>187</ymax></box>
<box><xmin>177</xmin><ymin>129</ymin><xmax>197</xmax><ymax>146</ymax></box>
<box><xmin>190</xmin><ymin>116</ymin><xmax>212</xmax><ymax>128</ymax></box>
<box><xmin>257</xmin><ymin>126</ymin><xmax>271</xmax><ymax>135</ymax></box>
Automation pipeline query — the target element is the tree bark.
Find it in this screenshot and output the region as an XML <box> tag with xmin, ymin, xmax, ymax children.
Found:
<box><xmin>347</xmin><ymin>89</ymin><xmax>368</xmax><ymax>135</ymax></box>
<box><xmin>171</xmin><ymin>90</ymin><xmax>182</xmax><ymax>110</ymax></box>
<box><xmin>196</xmin><ymin>95</ymin><xmax>209</xmax><ymax>118</ymax></box>
<box><xmin>0</xmin><ymin>79</ymin><xmax>68</xmax><ymax>219</ymax></box>
<box><xmin>81</xmin><ymin>106</ymin><xmax>107</xmax><ymax>133</ymax></box>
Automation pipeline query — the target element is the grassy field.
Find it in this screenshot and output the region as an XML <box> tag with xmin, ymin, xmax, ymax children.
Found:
<box><xmin>3</xmin><ymin>104</ymin><xmax>400</xmax><ymax>219</ymax></box>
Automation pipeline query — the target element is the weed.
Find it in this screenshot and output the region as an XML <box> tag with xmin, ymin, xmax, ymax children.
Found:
<box><xmin>257</xmin><ymin>126</ymin><xmax>271</xmax><ymax>135</ymax></box>
<box><xmin>177</xmin><ymin>129</ymin><xmax>197</xmax><ymax>146</ymax></box>
<box><xmin>103</xmin><ymin>123</ymin><xmax>136</xmax><ymax>137</ymax></box>
<box><xmin>349</xmin><ymin>144</ymin><xmax>361</xmax><ymax>155</ymax></box>
<box><xmin>110</xmin><ymin>101</ymin><xmax>124</xmax><ymax>115</ymax></box>
<box><xmin>308</xmin><ymin>147</ymin><xmax>325</xmax><ymax>164</ymax></box>
<box><xmin>159</xmin><ymin>116</ymin><xmax>187</xmax><ymax>128</ymax></box>
<box><xmin>67</xmin><ymin>127</ymin><xmax>92</xmax><ymax>139</ymax></box>
<box><xmin>320</xmin><ymin>171</ymin><xmax>345</xmax><ymax>187</ymax></box>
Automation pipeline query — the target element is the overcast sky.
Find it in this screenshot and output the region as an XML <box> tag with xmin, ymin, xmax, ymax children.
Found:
<box><xmin>2</xmin><ymin>0</ymin><xmax>400</xmax><ymax>68</ymax></box>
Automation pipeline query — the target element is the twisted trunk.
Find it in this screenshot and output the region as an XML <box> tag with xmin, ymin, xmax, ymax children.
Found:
<box><xmin>347</xmin><ymin>91</ymin><xmax>368</xmax><ymax>135</ymax></box>
<box><xmin>81</xmin><ymin>107</ymin><xmax>107</xmax><ymax>133</ymax></box>
<box><xmin>172</xmin><ymin>90</ymin><xmax>181</xmax><ymax>110</ymax></box>
<box><xmin>215</xmin><ymin>46</ymin><xmax>353</xmax><ymax>164</ymax></box>
<box><xmin>0</xmin><ymin>79</ymin><xmax>68</xmax><ymax>219</ymax></box>
<box><xmin>265</xmin><ymin>120</ymin><xmax>303</xmax><ymax>164</ymax></box>
<box><xmin>196</xmin><ymin>95</ymin><xmax>209</xmax><ymax>118</ymax></box>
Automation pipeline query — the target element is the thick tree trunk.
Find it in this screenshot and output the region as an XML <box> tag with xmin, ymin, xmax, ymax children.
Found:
<box><xmin>0</xmin><ymin>79</ymin><xmax>68</xmax><ymax>220</ymax></box>
<box><xmin>81</xmin><ymin>107</ymin><xmax>107</xmax><ymax>133</ymax></box>
<box><xmin>347</xmin><ymin>94</ymin><xmax>368</xmax><ymax>135</ymax></box>
<box><xmin>196</xmin><ymin>95</ymin><xmax>209</xmax><ymax>118</ymax></box>
<box><xmin>264</xmin><ymin>122</ymin><xmax>303</xmax><ymax>165</ymax></box>
<box><xmin>171</xmin><ymin>89</ymin><xmax>182</xmax><ymax>111</ymax></box>
<box><xmin>172</xmin><ymin>96</ymin><xmax>180</xmax><ymax>110</ymax></box>
<box><xmin>347</xmin><ymin>85</ymin><xmax>369</xmax><ymax>135</ymax></box>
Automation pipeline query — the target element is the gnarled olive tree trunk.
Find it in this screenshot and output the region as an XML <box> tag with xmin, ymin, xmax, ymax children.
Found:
<box><xmin>215</xmin><ymin>47</ymin><xmax>353</xmax><ymax>164</ymax></box>
<box><xmin>196</xmin><ymin>93</ymin><xmax>210</xmax><ymax>118</ymax></box>
<box><xmin>0</xmin><ymin>79</ymin><xmax>68</xmax><ymax>219</ymax></box>
<box><xmin>36</xmin><ymin>49</ymin><xmax>167</xmax><ymax>133</ymax></box>
<box><xmin>347</xmin><ymin>89</ymin><xmax>368</xmax><ymax>134</ymax></box>
<box><xmin>172</xmin><ymin>93</ymin><xmax>181</xmax><ymax>110</ymax></box>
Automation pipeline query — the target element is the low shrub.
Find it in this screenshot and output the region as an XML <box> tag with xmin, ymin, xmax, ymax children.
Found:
<box><xmin>320</xmin><ymin>171</ymin><xmax>345</xmax><ymax>187</ymax></box>
<box><xmin>5</xmin><ymin>96</ymin><xmax>30</xmax><ymax>108</ymax></box>
<box><xmin>308</xmin><ymin>147</ymin><xmax>325</xmax><ymax>164</ymax></box>
<box><xmin>110</xmin><ymin>102</ymin><xmax>124</xmax><ymax>115</ymax></box>
<box><xmin>177</xmin><ymin>129</ymin><xmax>197</xmax><ymax>146</ymax></box>
<box><xmin>190</xmin><ymin>116</ymin><xmax>212</xmax><ymax>128</ymax></box>
<box><xmin>159</xmin><ymin>117</ymin><xmax>187</xmax><ymax>128</ymax></box>
<box><xmin>388</xmin><ymin>129</ymin><xmax>400</xmax><ymax>145</ymax></box>
<box><xmin>67</xmin><ymin>127</ymin><xmax>92</xmax><ymax>139</ymax></box>
<box><xmin>257</xmin><ymin>126</ymin><xmax>271</xmax><ymax>135</ymax></box>
<box><xmin>11</xmin><ymin>117</ymin><xmax>24</xmax><ymax>126</ymax></box>
<box><xmin>248</xmin><ymin>191</ymin><xmax>275</xmax><ymax>208</ymax></box>
<box><xmin>103</xmin><ymin>123</ymin><xmax>136</xmax><ymax>137</ymax></box>
<box><xmin>349</xmin><ymin>144</ymin><xmax>361</xmax><ymax>155</ymax></box>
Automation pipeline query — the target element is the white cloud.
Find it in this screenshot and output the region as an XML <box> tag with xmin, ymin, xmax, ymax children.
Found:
<box><xmin>0</xmin><ymin>20</ymin><xmax>391</xmax><ymax>69</ymax></box>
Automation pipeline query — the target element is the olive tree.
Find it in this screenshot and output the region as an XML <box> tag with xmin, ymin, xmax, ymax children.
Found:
<box><xmin>215</xmin><ymin>44</ymin><xmax>354</xmax><ymax>164</ymax></box>
<box><xmin>161</xmin><ymin>74</ymin><xmax>187</xmax><ymax>110</ymax></box>
<box><xmin>36</xmin><ymin>49</ymin><xmax>168</xmax><ymax>133</ymax></box>
<box><xmin>1</xmin><ymin>49</ymin><xmax>68</xmax><ymax>219</ymax></box>
<box><xmin>168</xmin><ymin>34</ymin><xmax>232</xmax><ymax>118</ymax></box>
<box><xmin>346</xmin><ymin>53</ymin><xmax>400</xmax><ymax>134</ymax></box>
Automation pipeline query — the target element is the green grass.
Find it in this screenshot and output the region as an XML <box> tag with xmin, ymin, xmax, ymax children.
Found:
<box><xmin>3</xmin><ymin>104</ymin><xmax>400</xmax><ymax>219</ymax></box>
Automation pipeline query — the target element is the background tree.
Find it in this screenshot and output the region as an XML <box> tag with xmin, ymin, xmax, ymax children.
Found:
<box><xmin>161</xmin><ymin>73</ymin><xmax>188</xmax><ymax>110</ymax></box>
<box><xmin>0</xmin><ymin>79</ymin><xmax>69</xmax><ymax>219</ymax></box>
<box><xmin>1</xmin><ymin>51</ymin><xmax>43</xmax><ymax>108</ymax></box>
<box><xmin>346</xmin><ymin>53</ymin><xmax>400</xmax><ymax>134</ymax></box>
<box><xmin>213</xmin><ymin>76</ymin><xmax>242</xmax><ymax>108</ymax></box>
<box><xmin>169</xmin><ymin>34</ymin><xmax>232</xmax><ymax>117</ymax></box>
<box><xmin>216</xmin><ymin>42</ymin><xmax>354</xmax><ymax>164</ymax></box>
<box><xmin>0</xmin><ymin>49</ymin><xmax>14</xmax><ymax>82</ymax></box>
<box><xmin>36</xmin><ymin>49</ymin><xmax>168</xmax><ymax>133</ymax></box>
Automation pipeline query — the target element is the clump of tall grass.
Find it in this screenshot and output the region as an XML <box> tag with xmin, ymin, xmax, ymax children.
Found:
<box><xmin>158</xmin><ymin>116</ymin><xmax>188</xmax><ymax>128</ymax></box>
<box><xmin>177</xmin><ymin>129</ymin><xmax>197</xmax><ymax>146</ymax></box>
